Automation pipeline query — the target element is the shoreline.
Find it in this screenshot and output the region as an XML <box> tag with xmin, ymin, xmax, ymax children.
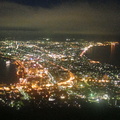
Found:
<box><xmin>80</xmin><ymin>42</ymin><xmax>120</xmax><ymax>67</ymax></box>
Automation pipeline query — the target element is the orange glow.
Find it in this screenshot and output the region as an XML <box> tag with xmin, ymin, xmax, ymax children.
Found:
<box><xmin>80</xmin><ymin>45</ymin><xmax>93</xmax><ymax>57</ymax></box>
<box><xmin>89</xmin><ymin>60</ymin><xmax>100</xmax><ymax>63</ymax></box>
<box><xmin>4</xmin><ymin>87</ymin><xmax>10</xmax><ymax>91</ymax></box>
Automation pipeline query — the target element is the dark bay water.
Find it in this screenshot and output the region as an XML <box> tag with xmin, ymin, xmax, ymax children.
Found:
<box><xmin>0</xmin><ymin>59</ymin><xmax>18</xmax><ymax>84</ymax></box>
<box><xmin>0</xmin><ymin>44</ymin><xmax>120</xmax><ymax>84</ymax></box>
<box><xmin>86</xmin><ymin>44</ymin><xmax>120</xmax><ymax>67</ymax></box>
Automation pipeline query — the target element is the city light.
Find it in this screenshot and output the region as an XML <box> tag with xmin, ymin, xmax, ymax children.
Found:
<box><xmin>0</xmin><ymin>40</ymin><xmax>120</xmax><ymax>110</ymax></box>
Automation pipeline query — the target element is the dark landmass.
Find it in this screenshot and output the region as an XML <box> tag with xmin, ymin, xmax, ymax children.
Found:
<box><xmin>0</xmin><ymin>104</ymin><xmax>120</xmax><ymax>120</ymax></box>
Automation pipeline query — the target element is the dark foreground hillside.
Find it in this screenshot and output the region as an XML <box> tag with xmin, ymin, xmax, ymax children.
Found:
<box><xmin>0</xmin><ymin>103</ymin><xmax>120</xmax><ymax>120</ymax></box>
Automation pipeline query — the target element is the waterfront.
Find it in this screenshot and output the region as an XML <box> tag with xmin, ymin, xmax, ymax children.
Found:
<box><xmin>86</xmin><ymin>44</ymin><xmax>120</xmax><ymax>67</ymax></box>
<box><xmin>0</xmin><ymin>40</ymin><xmax>120</xmax><ymax>120</ymax></box>
<box><xmin>0</xmin><ymin>0</ymin><xmax>120</xmax><ymax>119</ymax></box>
<box><xmin>0</xmin><ymin>40</ymin><xmax>120</xmax><ymax>110</ymax></box>
<box><xmin>0</xmin><ymin>59</ymin><xmax>17</xmax><ymax>84</ymax></box>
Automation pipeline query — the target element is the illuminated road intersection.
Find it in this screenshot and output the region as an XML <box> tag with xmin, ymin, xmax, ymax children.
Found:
<box><xmin>0</xmin><ymin>55</ymin><xmax>77</xmax><ymax>110</ymax></box>
<box><xmin>0</xmin><ymin>40</ymin><xmax>120</xmax><ymax>110</ymax></box>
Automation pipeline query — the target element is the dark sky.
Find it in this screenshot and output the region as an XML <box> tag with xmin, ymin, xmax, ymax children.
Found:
<box><xmin>0</xmin><ymin>0</ymin><xmax>120</xmax><ymax>40</ymax></box>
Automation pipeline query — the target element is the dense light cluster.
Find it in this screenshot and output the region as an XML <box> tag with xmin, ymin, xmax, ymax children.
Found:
<box><xmin>0</xmin><ymin>40</ymin><xmax>120</xmax><ymax>110</ymax></box>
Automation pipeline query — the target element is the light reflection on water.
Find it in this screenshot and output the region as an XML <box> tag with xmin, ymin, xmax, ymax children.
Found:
<box><xmin>0</xmin><ymin>59</ymin><xmax>18</xmax><ymax>84</ymax></box>
<box><xmin>86</xmin><ymin>44</ymin><xmax>120</xmax><ymax>67</ymax></box>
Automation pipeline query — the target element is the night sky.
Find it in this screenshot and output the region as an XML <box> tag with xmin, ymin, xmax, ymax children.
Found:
<box><xmin>0</xmin><ymin>0</ymin><xmax>120</xmax><ymax>40</ymax></box>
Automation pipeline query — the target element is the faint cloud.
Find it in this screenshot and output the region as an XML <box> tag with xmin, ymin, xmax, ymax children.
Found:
<box><xmin>0</xmin><ymin>1</ymin><xmax>120</xmax><ymax>36</ymax></box>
